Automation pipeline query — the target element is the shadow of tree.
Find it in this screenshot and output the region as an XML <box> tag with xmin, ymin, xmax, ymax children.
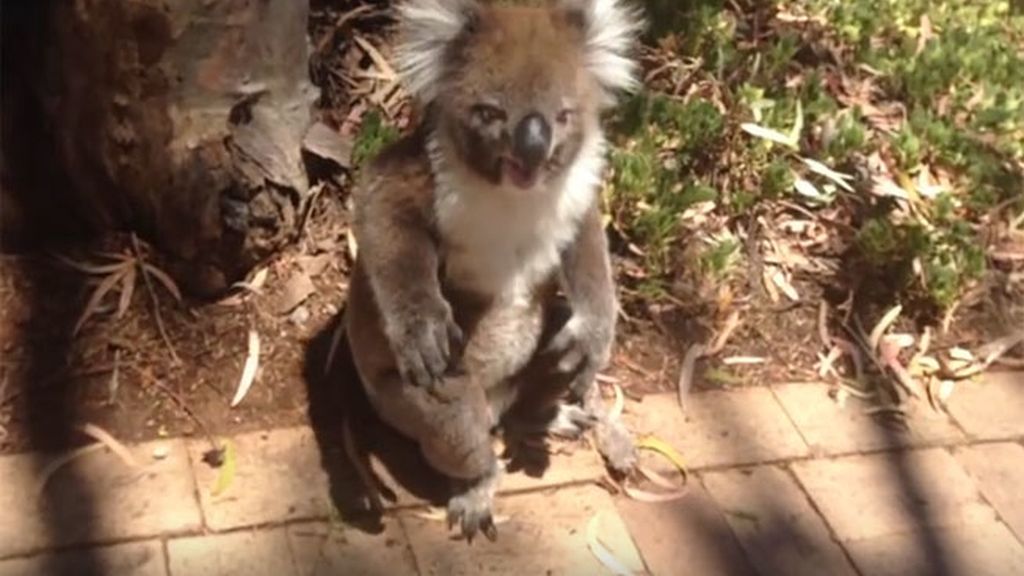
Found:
<box><xmin>2</xmin><ymin>1</ymin><xmax>110</xmax><ymax>573</ymax></box>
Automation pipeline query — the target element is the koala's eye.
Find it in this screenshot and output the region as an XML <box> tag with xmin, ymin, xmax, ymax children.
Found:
<box><xmin>556</xmin><ymin>108</ymin><xmax>575</xmax><ymax>125</ymax></box>
<box><xmin>472</xmin><ymin>104</ymin><xmax>506</xmax><ymax>124</ymax></box>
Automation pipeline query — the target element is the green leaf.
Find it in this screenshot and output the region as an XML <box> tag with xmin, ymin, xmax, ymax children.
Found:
<box><xmin>211</xmin><ymin>440</ymin><xmax>236</xmax><ymax>497</ymax></box>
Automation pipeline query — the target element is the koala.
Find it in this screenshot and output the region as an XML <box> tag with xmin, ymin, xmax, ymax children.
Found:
<box><xmin>344</xmin><ymin>0</ymin><xmax>644</xmax><ymax>543</ymax></box>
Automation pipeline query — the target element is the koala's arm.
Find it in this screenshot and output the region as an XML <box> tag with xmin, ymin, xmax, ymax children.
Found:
<box><xmin>557</xmin><ymin>202</ymin><xmax>618</xmax><ymax>396</ymax></box>
<box><xmin>352</xmin><ymin>146</ymin><xmax>462</xmax><ymax>388</ymax></box>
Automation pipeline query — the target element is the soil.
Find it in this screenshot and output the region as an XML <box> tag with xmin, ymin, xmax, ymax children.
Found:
<box><xmin>1</xmin><ymin>184</ymin><xmax>1020</xmax><ymax>456</ymax></box>
<box><xmin>2</xmin><ymin>1</ymin><xmax>1021</xmax><ymax>456</ymax></box>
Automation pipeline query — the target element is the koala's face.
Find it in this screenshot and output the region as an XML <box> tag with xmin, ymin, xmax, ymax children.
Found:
<box><xmin>436</xmin><ymin>8</ymin><xmax>597</xmax><ymax>190</ymax></box>
<box><xmin>394</xmin><ymin>0</ymin><xmax>643</xmax><ymax>191</ymax></box>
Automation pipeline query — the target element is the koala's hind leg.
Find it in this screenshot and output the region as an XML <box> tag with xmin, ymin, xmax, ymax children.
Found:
<box><xmin>346</xmin><ymin>272</ymin><xmax>502</xmax><ymax>542</ymax></box>
<box><xmin>361</xmin><ymin>369</ymin><xmax>503</xmax><ymax>542</ymax></box>
<box><xmin>501</xmin><ymin>295</ymin><xmax>637</xmax><ymax>474</ymax></box>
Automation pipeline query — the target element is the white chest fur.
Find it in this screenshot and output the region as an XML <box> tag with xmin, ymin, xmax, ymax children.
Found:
<box><xmin>431</xmin><ymin>134</ymin><xmax>606</xmax><ymax>299</ymax></box>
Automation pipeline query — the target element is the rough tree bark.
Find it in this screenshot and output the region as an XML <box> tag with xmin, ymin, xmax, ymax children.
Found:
<box><xmin>1</xmin><ymin>0</ymin><xmax>328</xmax><ymax>297</ymax></box>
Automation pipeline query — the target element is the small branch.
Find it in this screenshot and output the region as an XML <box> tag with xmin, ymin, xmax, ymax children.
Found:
<box><xmin>130</xmin><ymin>234</ymin><xmax>181</xmax><ymax>365</ymax></box>
<box><xmin>133</xmin><ymin>367</ymin><xmax>219</xmax><ymax>454</ymax></box>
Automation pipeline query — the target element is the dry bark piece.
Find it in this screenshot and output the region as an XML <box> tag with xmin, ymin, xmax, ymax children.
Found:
<box><xmin>274</xmin><ymin>271</ymin><xmax>317</xmax><ymax>315</ymax></box>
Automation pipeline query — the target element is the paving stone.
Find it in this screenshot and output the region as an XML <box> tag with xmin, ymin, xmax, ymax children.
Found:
<box><xmin>792</xmin><ymin>448</ymin><xmax>997</xmax><ymax>542</ymax></box>
<box><xmin>372</xmin><ymin>441</ymin><xmax>609</xmax><ymax>509</ymax></box>
<box><xmin>167</xmin><ymin>528</ymin><xmax>296</xmax><ymax>576</ymax></box>
<box><xmin>845</xmin><ymin>521</ymin><xmax>1024</xmax><ymax>576</ymax></box>
<box><xmin>623</xmin><ymin>391</ymin><xmax>809</xmax><ymax>469</ymax></box>
<box><xmin>953</xmin><ymin>442</ymin><xmax>1024</xmax><ymax>542</ymax></box>
<box><xmin>946</xmin><ymin>371</ymin><xmax>1024</xmax><ymax>440</ymax></box>
<box><xmin>702</xmin><ymin>466</ymin><xmax>857</xmax><ymax>576</ymax></box>
<box><xmin>187</xmin><ymin>427</ymin><xmax>331</xmax><ymax>531</ymax></box>
<box><xmin>287</xmin><ymin>520</ymin><xmax>418</xmax><ymax>576</ymax></box>
<box><xmin>0</xmin><ymin>439</ymin><xmax>201</xmax><ymax>557</ymax></box>
<box><xmin>772</xmin><ymin>383</ymin><xmax>964</xmax><ymax>455</ymax></box>
<box><xmin>0</xmin><ymin>540</ymin><xmax>166</xmax><ymax>576</ymax></box>
<box><xmin>616</xmin><ymin>484</ymin><xmax>757</xmax><ymax>576</ymax></box>
<box><xmin>500</xmin><ymin>443</ymin><xmax>608</xmax><ymax>493</ymax></box>
<box><xmin>400</xmin><ymin>485</ymin><xmax>645</xmax><ymax>575</ymax></box>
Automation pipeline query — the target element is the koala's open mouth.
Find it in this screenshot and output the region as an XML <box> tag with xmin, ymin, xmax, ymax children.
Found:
<box><xmin>501</xmin><ymin>156</ymin><xmax>541</xmax><ymax>190</ymax></box>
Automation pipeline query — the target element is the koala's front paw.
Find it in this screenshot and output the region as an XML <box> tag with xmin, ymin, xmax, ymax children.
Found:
<box><xmin>388</xmin><ymin>299</ymin><xmax>464</xmax><ymax>389</ymax></box>
<box><xmin>544</xmin><ymin>315</ymin><xmax>611</xmax><ymax>401</ymax></box>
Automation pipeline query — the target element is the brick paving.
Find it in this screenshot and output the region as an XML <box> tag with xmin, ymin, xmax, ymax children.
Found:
<box><xmin>1</xmin><ymin>371</ymin><xmax>1022</xmax><ymax>576</ymax></box>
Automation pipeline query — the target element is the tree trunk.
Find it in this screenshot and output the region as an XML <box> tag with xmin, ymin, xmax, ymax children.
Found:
<box><xmin>1</xmin><ymin>0</ymin><xmax>323</xmax><ymax>297</ymax></box>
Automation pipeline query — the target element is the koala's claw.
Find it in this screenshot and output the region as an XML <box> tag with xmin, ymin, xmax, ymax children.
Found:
<box><xmin>447</xmin><ymin>487</ymin><xmax>498</xmax><ymax>544</ymax></box>
<box><xmin>392</xmin><ymin>305</ymin><xmax>464</xmax><ymax>389</ymax></box>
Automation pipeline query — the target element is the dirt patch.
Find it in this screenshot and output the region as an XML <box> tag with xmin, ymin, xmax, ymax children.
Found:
<box><xmin>0</xmin><ymin>186</ymin><xmax>354</xmax><ymax>454</ymax></box>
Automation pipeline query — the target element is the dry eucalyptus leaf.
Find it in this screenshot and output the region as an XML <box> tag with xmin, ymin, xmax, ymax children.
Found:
<box><xmin>231</xmin><ymin>330</ymin><xmax>261</xmax><ymax>408</ymax></box>
<box><xmin>869</xmin><ymin>304</ymin><xmax>903</xmax><ymax>352</ymax></box>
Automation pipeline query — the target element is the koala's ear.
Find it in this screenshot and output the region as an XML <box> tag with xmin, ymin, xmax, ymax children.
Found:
<box><xmin>393</xmin><ymin>0</ymin><xmax>482</xmax><ymax>104</ymax></box>
<box><xmin>557</xmin><ymin>0</ymin><xmax>645</xmax><ymax>100</ymax></box>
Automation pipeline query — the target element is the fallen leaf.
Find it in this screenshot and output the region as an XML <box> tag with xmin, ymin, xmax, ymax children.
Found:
<box><xmin>79</xmin><ymin>422</ymin><xmax>140</xmax><ymax>469</ymax></box>
<box><xmin>802</xmin><ymin>158</ymin><xmax>854</xmax><ymax>192</ymax></box>
<box><xmin>722</xmin><ymin>356</ymin><xmax>767</xmax><ymax>365</ymax></box>
<box><xmin>637</xmin><ymin>436</ymin><xmax>689</xmax><ymax>479</ymax></box>
<box><xmin>74</xmin><ymin>266</ymin><xmax>131</xmax><ymax>335</ymax></box>
<box><xmin>141</xmin><ymin>263</ymin><xmax>183</xmax><ymax>303</ymax></box>
<box><xmin>793</xmin><ymin>177</ymin><xmax>831</xmax><ymax>203</ymax></box>
<box><xmin>211</xmin><ymin>440</ymin><xmax>236</xmax><ymax>496</ymax></box>
<box><xmin>53</xmin><ymin>254</ymin><xmax>129</xmax><ymax>275</ymax></box>
<box><xmin>937</xmin><ymin>380</ymin><xmax>955</xmax><ymax>404</ymax></box>
<box><xmin>869</xmin><ymin>304</ymin><xmax>903</xmax><ymax>352</ymax></box>
<box><xmin>677</xmin><ymin>343</ymin><xmax>707</xmax><ymax>409</ymax></box>
<box><xmin>708</xmin><ymin>310</ymin><xmax>742</xmax><ymax>355</ymax></box>
<box><xmin>740</xmin><ymin>123</ymin><xmax>798</xmax><ymax>148</ymax></box>
<box><xmin>233</xmin><ymin>267</ymin><xmax>269</xmax><ymax>294</ymax></box>
<box><xmin>230</xmin><ymin>330</ymin><xmax>261</xmax><ymax>408</ymax></box>
<box><xmin>948</xmin><ymin>347</ymin><xmax>974</xmax><ymax>362</ymax></box>
<box><xmin>916</xmin><ymin>14</ymin><xmax>935</xmax><ymax>55</ymax></box>
<box><xmin>347</xmin><ymin>229</ymin><xmax>359</xmax><ymax>260</ymax></box>
<box><xmin>586</xmin><ymin>512</ymin><xmax>637</xmax><ymax>576</ymax></box>
<box><xmin>116</xmin><ymin>266</ymin><xmax>137</xmax><ymax>319</ymax></box>
<box><xmin>770</xmin><ymin>268</ymin><xmax>800</xmax><ymax>301</ymax></box>
<box><xmin>788</xmin><ymin>99</ymin><xmax>804</xmax><ymax>144</ymax></box>
<box><xmin>36</xmin><ymin>444</ymin><xmax>106</xmax><ymax>498</ymax></box>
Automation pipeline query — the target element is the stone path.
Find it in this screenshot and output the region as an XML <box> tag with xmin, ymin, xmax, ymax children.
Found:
<box><xmin>1</xmin><ymin>371</ymin><xmax>1022</xmax><ymax>575</ymax></box>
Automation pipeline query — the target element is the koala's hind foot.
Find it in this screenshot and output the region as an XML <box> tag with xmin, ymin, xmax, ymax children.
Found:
<box><xmin>594</xmin><ymin>414</ymin><xmax>637</xmax><ymax>474</ymax></box>
<box><xmin>504</xmin><ymin>402</ymin><xmax>596</xmax><ymax>439</ymax></box>
<box><xmin>503</xmin><ymin>398</ymin><xmax>636</xmax><ymax>475</ymax></box>
<box><xmin>447</xmin><ymin>460</ymin><xmax>503</xmax><ymax>543</ymax></box>
<box><xmin>582</xmin><ymin>384</ymin><xmax>637</xmax><ymax>474</ymax></box>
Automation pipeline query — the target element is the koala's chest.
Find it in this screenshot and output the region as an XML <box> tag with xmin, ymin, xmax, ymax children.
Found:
<box><xmin>436</xmin><ymin>198</ymin><xmax>569</xmax><ymax>298</ymax></box>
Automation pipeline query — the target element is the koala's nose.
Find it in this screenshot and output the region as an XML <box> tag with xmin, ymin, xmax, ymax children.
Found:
<box><xmin>512</xmin><ymin>113</ymin><xmax>552</xmax><ymax>170</ymax></box>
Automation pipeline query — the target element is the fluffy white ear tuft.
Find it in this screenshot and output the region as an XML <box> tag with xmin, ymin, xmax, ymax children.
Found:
<box><xmin>393</xmin><ymin>0</ymin><xmax>479</xmax><ymax>104</ymax></box>
<box><xmin>563</xmin><ymin>0</ymin><xmax>645</xmax><ymax>103</ymax></box>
